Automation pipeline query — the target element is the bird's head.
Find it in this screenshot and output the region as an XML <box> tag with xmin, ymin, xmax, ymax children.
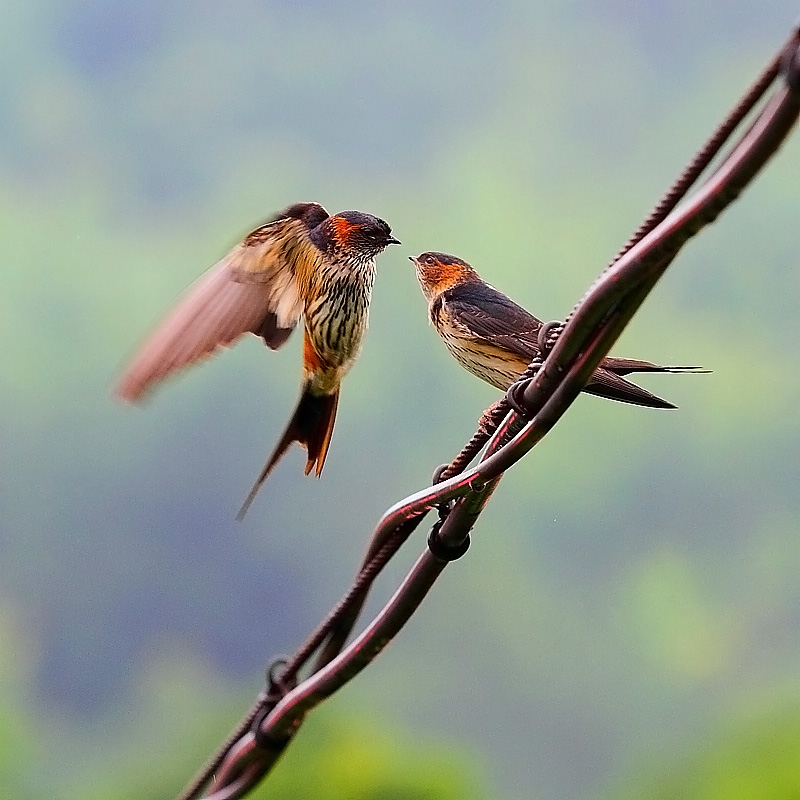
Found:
<box><xmin>326</xmin><ymin>211</ymin><xmax>400</xmax><ymax>258</ymax></box>
<box><xmin>409</xmin><ymin>252</ymin><xmax>478</xmax><ymax>301</ymax></box>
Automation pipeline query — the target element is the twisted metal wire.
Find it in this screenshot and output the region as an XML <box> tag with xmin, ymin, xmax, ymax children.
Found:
<box><xmin>608</xmin><ymin>43</ymin><xmax>783</xmax><ymax>269</ymax></box>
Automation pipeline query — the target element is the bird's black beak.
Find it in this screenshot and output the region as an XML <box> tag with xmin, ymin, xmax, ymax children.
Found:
<box><xmin>408</xmin><ymin>255</ymin><xmax>418</xmax><ymax>264</ymax></box>
<box><xmin>386</xmin><ymin>236</ymin><xmax>401</xmax><ymax>246</ymax></box>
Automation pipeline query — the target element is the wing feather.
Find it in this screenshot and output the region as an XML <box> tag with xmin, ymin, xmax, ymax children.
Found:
<box><xmin>440</xmin><ymin>283</ymin><xmax>543</xmax><ymax>362</ymax></box>
<box><xmin>117</xmin><ymin>214</ymin><xmax>320</xmax><ymax>402</ymax></box>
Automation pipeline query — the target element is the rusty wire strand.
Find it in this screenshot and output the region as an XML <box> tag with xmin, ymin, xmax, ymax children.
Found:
<box><xmin>607</xmin><ymin>41</ymin><xmax>783</xmax><ymax>270</ymax></box>
<box><xmin>176</xmin><ymin>25</ymin><xmax>800</xmax><ymax>800</ymax></box>
<box><xmin>175</xmin><ymin>514</ymin><xmax>427</xmax><ymax>800</ymax></box>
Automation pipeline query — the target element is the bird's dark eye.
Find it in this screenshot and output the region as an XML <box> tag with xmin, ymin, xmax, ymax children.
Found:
<box><xmin>365</xmin><ymin>225</ymin><xmax>386</xmax><ymax>241</ymax></box>
<box><xmin>424</xmin><ymin>255</ymin><xmax>436</xmax><ymax>265</ymax></box>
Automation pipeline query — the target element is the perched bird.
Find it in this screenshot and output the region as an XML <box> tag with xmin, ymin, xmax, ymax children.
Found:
<box><xmin>117</xmin><ymin>202</ymin><xmax>400</xmax><ymax>517</ymax></box>
<box><xmin>410</xmin><ymin>252</ymin><xmax>704</xmax><ymax>409</ymax></box>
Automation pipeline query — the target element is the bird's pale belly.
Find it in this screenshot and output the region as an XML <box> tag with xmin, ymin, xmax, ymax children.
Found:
<box><xmin>440</xmin><ymin>331</ymin><xmax>522</xmax><ymax>392</ymax></box>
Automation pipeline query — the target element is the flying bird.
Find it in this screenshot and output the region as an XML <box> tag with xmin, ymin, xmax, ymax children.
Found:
<box><xmin>117</xmin><ymin>202</ymin><xmax>399</xmax><ymax>517</ymax></box>
<box><xmin>410</xmin><ymin>252</ymin><xmax>704</xmax><ymax>409</ymax></box>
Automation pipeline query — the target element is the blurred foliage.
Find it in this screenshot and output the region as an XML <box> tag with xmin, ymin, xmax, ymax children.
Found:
<box><xmin>3</xmin><ymin>2</ymin><xmax>800</xmax><ymax>800</ymax></box>
<box><xmin>0</xmin><ymin>609</ymin><xmax>485</xmax><ymax>800</ymax></box>
<box><xmin>609</xmin><ymin>705</ymin><xmax>800</xmax><ymax>800</ymax></box>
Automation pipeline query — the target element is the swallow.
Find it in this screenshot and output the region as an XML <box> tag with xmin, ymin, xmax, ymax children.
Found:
<box><xmin>410</xmin><ymin>252</ymin><xmax>705</xmax><ymax>410</ymax></box>
<box><xmin>117</xmin><ymin>202</ymin><xmax>400</xmax><ymax>517</ymax></box>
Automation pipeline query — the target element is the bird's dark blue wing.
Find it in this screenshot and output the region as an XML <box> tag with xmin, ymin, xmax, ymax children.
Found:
<box><xmin>439</xmin><ymin>282</ymin><xmax>544</xmax><ymax>361</ymax></box>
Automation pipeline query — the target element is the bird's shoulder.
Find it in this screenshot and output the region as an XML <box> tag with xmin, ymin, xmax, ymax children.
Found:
<box><xmin>233</xmin><ymin>206</ymin><xmax>328</xmax><ymax>284</ymax></box>
<box><xmin>429</xmin><ymin>281</ymin><xmax>543</xmax><ymax>362</ymax></box>
<box><xmin>438</xmin><ymin>281</ymin><xmax>542</xmax><ymax>339</ymax></box>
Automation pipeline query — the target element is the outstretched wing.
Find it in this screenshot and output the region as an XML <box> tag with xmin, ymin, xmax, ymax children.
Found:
<box><xmin>439</xmin><ymin>283</ymin><xmax>544</xmax><ymax>362</ymax></box>
<box><xmin>117</xmin><ymin>211</ymin><xmax>325</xmax><ymax>402</ymax></box>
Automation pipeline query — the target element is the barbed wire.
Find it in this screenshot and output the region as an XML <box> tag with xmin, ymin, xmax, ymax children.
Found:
<box><xmin>176</xmin><ymin>23</ymin><xmax>800</xmax><ymax>800</ymax></box>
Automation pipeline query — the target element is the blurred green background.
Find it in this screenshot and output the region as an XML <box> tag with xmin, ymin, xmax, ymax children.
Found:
<box><xmin>3</xmin><ymin>2</ymin><xmax>800</xmax><ymax>799</ymax></box>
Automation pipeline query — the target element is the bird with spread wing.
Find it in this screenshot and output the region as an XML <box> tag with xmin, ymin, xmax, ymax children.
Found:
<box><xmin>118</xmin><ymin>202</ymin><xmax>399</xmax><ymax>517</ymax></box>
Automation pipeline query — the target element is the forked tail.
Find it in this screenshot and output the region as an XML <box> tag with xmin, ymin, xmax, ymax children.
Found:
<box><xmin>585</xmin><ymin>361</ymin><xmax>709</xmax><ymax>409</ymax></box>
<box><xmin>236</xmin><ymin>387</ymin><xmax>340</xmax><ymax>520</ymax></box>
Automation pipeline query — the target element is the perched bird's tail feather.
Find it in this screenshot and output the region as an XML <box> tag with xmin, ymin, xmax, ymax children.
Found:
<box><xmin>237</xmin><ymin>387</ymin><xmax>339</xmax><ymax>520</ymax></box>
<box><xmin>585</xmin><ymin>369</ymin><xmax>678</xmax><ymax>410</ymax></box>
<box><xmin>600</xmin><ymin>358</ymin><xmax>709</xmax><ymax>376</ymax></box>
<box><xmin>583</xmin><ymin>358</ymin><xmax>710</xmax><ymax>408</ymax></box>
<box><xmin>582</xmin><ymin>359</ymin><xmax>710</xmax><ymax>409</ymax></box>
